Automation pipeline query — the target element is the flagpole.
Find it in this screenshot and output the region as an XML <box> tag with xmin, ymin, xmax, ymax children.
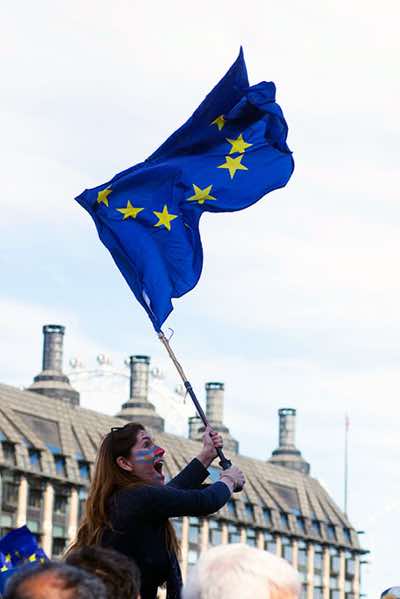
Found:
<box><xmin>158</xmin><ymin>330</ymin><xmax>233</xmax><ymax>471</ymax></box>
<box><xmin>344</xmin><ymin>413</ymin><xmax>349</xmax><ymax>515</ymax></box>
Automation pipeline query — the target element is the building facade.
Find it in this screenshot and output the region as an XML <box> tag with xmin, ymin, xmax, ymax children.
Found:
<box><xmin>0</xmin><ymin>325</ymin><xmax>366</xmax><ymax>598</ymax></box>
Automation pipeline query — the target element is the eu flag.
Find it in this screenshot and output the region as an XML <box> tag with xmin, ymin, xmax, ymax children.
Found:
<box><xmin>76</xmin><ymin>49</ymin><xmax>294</xmax><ymax>331</ymax></box>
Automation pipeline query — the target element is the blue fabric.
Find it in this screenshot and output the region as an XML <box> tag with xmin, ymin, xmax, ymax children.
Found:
<box><xmin>0</xmin><ymin>526</ymin><xmax>48</xmax><ymax>593</ymax></box>
<box><xmin>76</xmin><ymin>48</ymin><xmax>294</xmax><ymax>331</ymax></box>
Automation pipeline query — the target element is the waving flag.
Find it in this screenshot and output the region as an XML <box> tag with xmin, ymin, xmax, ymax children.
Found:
<box><xmin>76</xmin><ymin>48</ymin><xmax>294</xmax><ymax>331</ymax></box>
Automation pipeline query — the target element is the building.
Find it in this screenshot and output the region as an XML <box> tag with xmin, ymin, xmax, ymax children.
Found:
<box><xmin>0</xmin><ymin>325</ymin><xmax>367</xmax><ymax>599</ymax></box>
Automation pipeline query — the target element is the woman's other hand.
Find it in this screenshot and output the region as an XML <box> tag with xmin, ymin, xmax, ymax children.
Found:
<box><xmin>196</xmin><ymin>426</ymin><xmax>223</xmax><ymax>468</ymax></box>
<box><xmin>220</xmin><ymin>465</ymin><xmax>245</xmax><ymax>493</ymax></box>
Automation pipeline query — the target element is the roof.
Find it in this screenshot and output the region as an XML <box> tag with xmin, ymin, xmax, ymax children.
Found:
<box><xmin>0</xmin><ymin>382</ymin><xmax>363</xmax><ymax>552</ymax></box>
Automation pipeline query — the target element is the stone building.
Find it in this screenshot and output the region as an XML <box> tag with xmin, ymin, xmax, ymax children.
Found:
<box><xmin>0</xmin><ymin>325</ymin><xmax>366</xmax><ymax>598</ymax></box>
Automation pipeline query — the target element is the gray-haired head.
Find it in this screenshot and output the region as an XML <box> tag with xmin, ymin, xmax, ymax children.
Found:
<box><xmin>4</xmin><ymin>562</ymin><xmax>107</xmax><ymax>599</ymax></box>
<box><xmin>183</xmin><ymin>543</ymin><xmax>301</xmax><ymax>599</ymax></box>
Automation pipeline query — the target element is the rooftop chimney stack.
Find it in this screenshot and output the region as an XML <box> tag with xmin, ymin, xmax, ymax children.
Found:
<box><xmin>268</xmin><ymin>408</ymin><xmax>310</xmax><ymax>475</ymax></box>
<box><xmin>116</xmin><ymin>355</ymin><xmax>164</xmax><ymax>432</ymax></box>
<box><xmin>188</xmin><ymin>382</ymin><xmax>238</xmax><ymax>454</ymax></box>
<box><xmin>29</xmin><ymin>325</ymin><xmax>80</xmax><ymax>406</ymax></box>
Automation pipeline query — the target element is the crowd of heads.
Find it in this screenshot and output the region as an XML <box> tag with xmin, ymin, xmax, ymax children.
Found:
<box><xmin>1</xmin><ymin>543</ymin><xmax>304</xmax><ymax>599</ymax></box>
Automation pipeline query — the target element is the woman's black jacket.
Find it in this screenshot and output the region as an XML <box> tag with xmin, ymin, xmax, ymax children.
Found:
<box><xmin>101</xmin><ymin>458</ymin><xmax>230</xmax><ymax>599</ymax></box>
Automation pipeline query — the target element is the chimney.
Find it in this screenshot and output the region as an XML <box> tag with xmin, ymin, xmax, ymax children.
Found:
<box><xmin>116</xmin><ymin>355</ymin><xmax>164</xmax><ymax>432</ymax></box>
<box><xmin>268</xmin><ymin>408</ymin><xmax>310</xmax><ymax>474</ymax></box>
<box><xmin>28</xmin><ymin>325</ymin><xmax>80</xmax><ymax>406</ymax></box>
<box><xmin>188</xmin><ymin>382</ymin><xmax>239</xmax><ymax>454</ymax></box>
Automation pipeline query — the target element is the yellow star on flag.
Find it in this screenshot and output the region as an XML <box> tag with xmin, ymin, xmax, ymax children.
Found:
<box><xmin>226</xmin><ymin>133</ymin><xmax>253</xmax><ymax>154</ymax></box>
<box><xmin>210</xmin><ymin>115</ymin><xmax>225</xmax><ymax>131</ymax></box>
<box><xmin>116</xmin><ymin>201</ymin><xmax>144</xmax><ymax>220</ymax></box>
<box><xmin>187</xmin><ymin>184</ymin><xmax>217</xmax><ymax>205</ymax></box>
<box><xmin>217</xmin><ymin>155</ymin><xmax>248</xmax><ymax>179</ymax></box>
<box><xmin>153</xmin><ymin>205</ymin><xmax>178</xmax><ymax>231</ymax></box>
<box><xmin>97</xmin><ymin>186</ymin><xmax>112</xmax><ymax>207</ymax></box>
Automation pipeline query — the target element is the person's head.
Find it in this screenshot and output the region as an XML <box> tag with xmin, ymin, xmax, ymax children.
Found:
<box><xmin>182</xmin><ymin>544</ymin><xmax>301</xmax><ymax>599</ymax></box>
<box><xmin>64</xmin><ymin>546</ymin><xmax>141</xmax><ymax>599</ymax></box>
<box><xmin>381</xmin><ymin>588</ymin><xmax>400</xmax><ymax>599</ymax></box>
<box><xmin>66</xmin><ymin>421</ymin><xmax>178</xmax><ymax>555</ymax></box>
<box><xmin>4</xmin><ymin>562</ymin><xmax>106</xmax><ymax>599</ymax></box>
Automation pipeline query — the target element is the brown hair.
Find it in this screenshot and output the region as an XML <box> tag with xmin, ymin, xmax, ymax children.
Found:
<box><xmin>65</xmin><ymin>422</ymin><xmax>180</xmax><ymax>557</ymax></box>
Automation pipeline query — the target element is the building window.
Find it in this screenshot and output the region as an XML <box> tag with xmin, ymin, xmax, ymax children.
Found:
<box><xmin>245</xmin><ymin>503</ymin><xmax>254</xmax><ymax>521</ymax></box>
<box><xmin>311</xmin><ymin>519</ymin><xmax>321</xmax><ymax>536</ymax></box>
<box><xmin>330</xmin><ymin>590</ymin><xmax>340</xmax><ymax>599</ymax></box>
<box><xmin>301</xmin><ymin>584</ymin><xmax>307</xmax><ymax>599</ymax></box>
<box><xmin>189</xmin><ymin>517</ymin><xmax>201</xmax><ymax>544</ymax></box>
<box><xmin>280</xmin><ymin>512</ymin><xmax>289</xmax><ymax>531</ymax></box>
<box><xmin>228</xmin><ymin>523</ymin><xmax>241</xmax><ymax>543</ymax></box>
<box><xmin>281</xmin><ymin>536</ymin><xmax>292</xmax><ymax>562</ymax></box>
<box><xmin>298</xmin><ymin>540</ymin><xmax>307</xmax><ymax>570</ymax></box>
<box><xmin>343</xmin><ymin>527</ymin><xmax>352</xmax><ymax>544</ymax></box>
<box><xmin>330</xmin><ymin>549</ymin><xmax>340</xmax><ymax>575</ymax></box>
<box><xmin>28</xmin><ymin>487</ymin><xmax>43</xmax><ymax>510</ymax></box>
<box><xmin>2</xmin><ymin>442</ymin><xmax>16</xmax><ymax>466</ymax></box>
<box><xmin>54</xmin><ymin>455</ymin><xmax>66</xmax><ymax>477</ymax></box>
<box><xmin>78</xmin><ymin>488</ymin><xmax>87</xmax><ymax>521</ymax></box>
<box><xmin>29</xmin><ymin>449</ymin><xmax>41</xmax><ymax>471</ymax></box>
<box><xmin>314</xmin><ymin>544</ymin><xmax>323</xmax><ymax>572</ymax></box>
<box><xmin>78</xmin><ymin>461</ymin><xmax>90</xmax><ymax>480</ymax></box>
<box><xmin>54</xmin><ymin>492</ymin><xmax>68</xmax><ymax>516</ymax></box>
<box><xmin>226</xmin><ymin>500</ymin><xmax>236</xmax><ymax>518</ymax></box>
<box><xmin>208</xmin><ymin>519</ymin><xmax>222</xmax><ymax>546</ymax></box>
<box><xmin>345</xmin><ymin>552</ymin><xmax>356</xmax><ymax>578</ymax></box>
<box><xmin>246</xmin><ymin>527</ymin><xmax>257</xmax><ymax>547</ymax></box>
<box><xmin>2</xmin><ymin>471</ymin><xmax>19</xmax><ymax>510</ymax></box>
<box><xmin>296</xmin><ymin>516</ymin><xmax>306</xmax><ymax>534</ymax></box>
<box><xmin>172</xmin><ymin>518</ymin><xmax>183</xmax><ymax>541</ymax></box>
<box><xmin>327</xmin><ymin>524</ymin><xmax>336</xmax><ymax>542</ymax></box>
<box><xmin>0</xmin><ymin>512</ymin><xmax>14</xmax><ymax>537</ymax></box>
<box><xmin>314</xmin><ymin>587</ymin><xmax>323</xmax><ymax>599</ymax></box>
<box><xmin>188</xmin><ymin>548</ymin><xmax>199</xmax><ymax>571</ymax></box>
<box><xmin>52</xmin><ymin>537</ymin><xmax>67</xmax><ymax>557</ymax></box>
<box><xmin>263</xmin><ymin>531</ymin><xmax>276</xmax><ymax>553</ymax></box>
<box><xmin>263</xmin><ymin>508</ymin><xmax>272</xmax><ymax>527</ymax></box>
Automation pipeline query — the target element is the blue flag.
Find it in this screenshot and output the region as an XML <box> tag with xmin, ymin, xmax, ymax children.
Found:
<box><xmin>76</xmin><ymin>49</ymin><xmax>294</xmax><ymax>331</ymax></box>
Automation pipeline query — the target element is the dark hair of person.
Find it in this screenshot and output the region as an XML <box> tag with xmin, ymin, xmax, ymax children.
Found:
<box><xmin>3</xmin><ymin>562</ymin><xmax>106</xmax><ymax>599</ymax></box>
<box><xmin>65</xmin><ymin>545</ymin><xmax>141</xmax><ymax>599</ymax></box>
<box><xmin>65</xmin><ymin>422</ymin><xmax>180</xmax><ymax>556</ymax></box>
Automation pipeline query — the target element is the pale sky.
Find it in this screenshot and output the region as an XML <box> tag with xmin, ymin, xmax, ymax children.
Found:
<box><xmin>1</xmin><ymin>1</ymin><xmax>400</xmax><ymax>594</ymax></box>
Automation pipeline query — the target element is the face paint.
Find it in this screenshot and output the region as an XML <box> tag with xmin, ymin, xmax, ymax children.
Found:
<box><xmin>131</xmin><ymin>445</ymin><xmax>165</xmax><ymax>464</ymax></box>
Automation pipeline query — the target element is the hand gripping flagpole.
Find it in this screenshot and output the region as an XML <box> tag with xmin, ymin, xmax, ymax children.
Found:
<box><xmin>158</xmin><ymin>330</ymin><xmax>233</xmax><ymax>471</ymax></box>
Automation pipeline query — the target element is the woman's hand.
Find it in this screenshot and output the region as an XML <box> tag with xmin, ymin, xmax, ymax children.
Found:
<box><xmin>220</xmin><ymin>465</ymin><xmax>245</xmax><ymax>493</ymax></box>
<box><xmin>196</xmin><ymin>426</ymin><xmax>223</xmax><ymax>469</ymax></box>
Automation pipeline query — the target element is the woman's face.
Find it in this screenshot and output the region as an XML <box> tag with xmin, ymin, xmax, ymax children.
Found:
<box><xmin>128</xmin><ymin>429</ymin><xmax>165</xmax><ymax>485</ymax></box>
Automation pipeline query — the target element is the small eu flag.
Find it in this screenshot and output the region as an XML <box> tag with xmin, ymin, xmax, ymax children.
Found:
<box><xmin>76</xmin><ymin>48</ymin><xmax>294</xmax><ymax>331</ymax></box>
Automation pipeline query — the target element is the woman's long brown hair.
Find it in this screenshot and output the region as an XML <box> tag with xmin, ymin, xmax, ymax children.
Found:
<box><xmin>65</xmin><ymin>422</ymin><xmax>180</xmax><ymax>557</ymax></box>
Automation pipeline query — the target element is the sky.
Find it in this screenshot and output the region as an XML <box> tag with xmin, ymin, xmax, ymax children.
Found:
<box><xmin>1</xmin><ymin>0</ymin><xmax>400</xmax><ymax>594</ymax></box>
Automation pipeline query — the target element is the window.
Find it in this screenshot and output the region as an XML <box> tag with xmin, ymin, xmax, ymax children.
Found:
<box><xmin>245</xmin><ymin>503</ymin><xmax>254</xmax><ymax>521</ymax></box>
<box><xmin>189</xmin><ymin>517</ymin><xmax>201</xmax><ymax>544</ymax></box>
<box><xmin>246</xmin><ymin>527</ymin><xmax>257</xmax><ymax>547</ymax></box>
<box><xmin>281</xmin><ymin>536</ymin><xmax>292</xmax><ymax>562</ymax></box>
<box><xmin>29</xmin><ymin>449</ymin><xmax>41</xmax><ymax>471</ymax></box>
<box><xmin>263</xmin><ymin>531</ymin><xmax>276</xmax><ymax>553</ymax></box>
<box><xmin>78</xmin><ymin>461</ymin><xmax>90</xmax><ymax>480</ymax></box>
<box><xmin>298</xmin><ymin>540</ymin><xmax>307</xmax><ymax>570</ymax></box>
<box><xmin>78</xmin><ymin>489</ymin><xmax>87</xmax><ymax>520</ymax></box>
<box><xmin>263</xmin><ymin>508</ymin><xmax>272</xmax><ymax>527</ymax></box>
<box><xmin>28</xmin><ymin>487</ymin><xmax>43</xmax><ymax>510</ymax></box>
<box><xmin>343</xmin><ymin>528</ymin><xmax>352</xmax><ymax>544</ymax></box>
<box><xmin>54</xmin><ymin>493</ymin><xmax>68</xmax><ymax>516</ymax></box>
<box><xmin>208</xmin><ymin>519</ymin><xmax>222</xmax><ymax>546</ymax></box>
<box><xmin>2</xmin><ymin>442</ymin><xmax>16</xmax><ymax>465</ymax></box>
<box><xmin>2</xmin><ymin>472</ymin><xmax>19</xmax><ymax>509</ymax></box>
<box><xmin>345</xmin><ymin>553</ymin><xmax>356</xmax><ymax>578</ymax></box>
<box><xmin>228</xmin><ymin>523</ymin><xmax>241</xmax><ymax>543</ymax></box>
<box><xmin>327</xmin><ymin>524</ymin><xmax>336</xmax><ymax>542</ymax></box>
<box><xmin>296</xmin><ymin>516</ymin><xmax>306</xmax><ymax>534</ymax></box>
<box><xmin>311</xmin><ymin>519</ymin><xmax>321</xmax><ymax>536</ymax></box>
<box><xmin>0</xmin><ymin>512</ymin><xmax>14</xmax><ymax>537</ymax></box>
<box><xmin>280</xmin><ymin>512</ymin><xmax>290</xmax><ymax>531</ymax></box>
<box><xmin>314</xmin><ymin>544</ymin><xmax>323</xmax><ymax>572</ymax></box>
<box><xmin>226</xmin><ymin>500</ymin><xmax>236</xmax><ymax>517</ymax></box>
<box><xmin>52</xmin><ymin>537</ymin><xmax>67</xmax><ymax>557</ymax></box>
<box><xmin>172</xmin><ymin>518</ymin><xmax>183</xmax><ymax>541</ymax></box>
<box><xmin>188</xmin><ymin>548</ymin><xmax>199</xmax><ymax>567</ymax></box>
<box><xmin>26</xmin><ymin>519</ymin><xmax>40</xmax><ymax>533</ymax></box>
<box><xmin>54</xmin><ymin>455</ymin><xmax>66</xmax><ymax>477</ymax></box>
<box><xmin>314</xmin><ymin>587</ymin><xmax>323</xmax><ymax>599</ymax></box>
<box><xmin>330</xmin><ymin>549</ymin><xmax>340</xmax><ymax>575</ymax></box>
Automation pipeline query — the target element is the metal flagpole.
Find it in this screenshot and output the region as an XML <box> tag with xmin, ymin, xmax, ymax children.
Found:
<box><xmin>344</xmin><ymin>413</ymin><xmax>349</xmax><ymax>515</ymax></box>
<box><xmin>158</xmin><ymin>330</ymin><xmax>233</xmax><ymax>471</ymax></box>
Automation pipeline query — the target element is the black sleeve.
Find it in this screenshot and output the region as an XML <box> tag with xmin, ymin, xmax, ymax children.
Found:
<box><xmin>167</xmin><ymin>458</ymin><xmax>210</xmax><ymax>490</ymax></box>
<box><xmin>131</xmin><ymin>481</ymin><xmax>231</xmax><ymax>519</ymax></box>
